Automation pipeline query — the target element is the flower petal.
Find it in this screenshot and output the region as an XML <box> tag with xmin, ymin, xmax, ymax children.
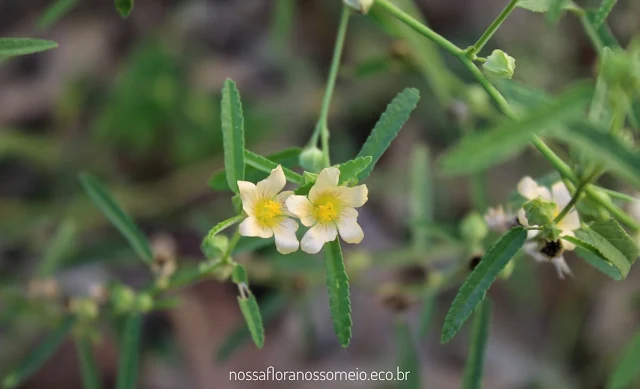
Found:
<box><xmin>552</xmin><ymin>181</ymin><xmax>572</xmax><ymax>208</ymax></box>
<box><xmin>337</xmin><ymin>208</ymin><xmax>364</xmax><ymax>244</ymax></box>
<box><xmin>272</xmin><ymin>217</ymin><xmax>299</xmax><ymax>254</ymax></box>
<box><xmin>309</xmin><ymin>167</ymin><xmax>340</xmax><ymax>202</ymax></box>
<box><xmin>256</xmin><ymin>165</ymin><xmax>286</xmax><ymax>199</ymax></box>
<box><xmin>286</xmin><ymin>195</ymin><xmax>316</xmax><ymax>227</ymax></box>
<box><xmin>517</xmin><ymin>176</ymin><xmax>539</xmax><ymax>200</ymax></box>
<box><xmin>277</xmin><ymin>191</ymin><xmax>295</xmax><ymax>217</ymax></box>
<box><xmin>551</xmin><ymin>256</ymin><xmax>572</xmax><ymax>279</ymax></box>
<box><xmin>301</xmin><ymin>223</ymin><xmax>337</xmax><ymax>254</ymax></box>
<box><xmin>238</xmin><ymin>181</ymin><xmax>258</xmax><ymax>215</ymax></box>
<box><xmin>558</xmin><ymin>210</ymin><xmax>580</xmax><ymax>232</ymax></box>
<box><xmin>338</xmin><ymin>185</ymin><xmax>368</xmax><ymax>208</ymax></box>
<box><xmin>561</xmin><ymin>230</ymin><xmax>576</xmax><ymax>251</ymax></box>
<box><xmin>517</xmin><ymin>208</ymin><xmax>530</xmax><ymax>227</ymax></box>
<box><xmin>239</xmin><ymin>216</ymin><xmax>273</xmax><ymax>238</ymax></box>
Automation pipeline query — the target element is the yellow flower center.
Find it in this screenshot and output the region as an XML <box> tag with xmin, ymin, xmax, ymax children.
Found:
<box><xmin>254</xmin><ymin>199</ymin><xmax>282</xmax><ymax>227</ymax></box>
<box><xmin>313</xmin><ymin>194</ymin><xmax>341</xmax><ymax>224</ymax></box>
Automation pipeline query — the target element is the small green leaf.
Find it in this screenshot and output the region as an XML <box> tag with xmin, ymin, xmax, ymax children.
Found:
<box><xmin>209</xmin><ymin>148</ymin><xmax>301</xmax><ymax>191</ymax></box>
<box><xmin>411</xmin><ymin>145</ymin><xmax>432</xmax><ymax>253</ymax></box>
<box><xmin>2</xmin><ymin>316</ymin><xmax>76</xmax><ymax>389</ymax></box>
<box><xmin>220</xmin><ymin>79</ymin><xmax>245</xmax><ymax>193</ymax></box>
<box><xmin>75</xmin><ymin>337</ymin><xmax>102</xmax><ymax>389</ymax></box>
<box><xmin>441</xmin><ymin>227</ymin><xmax>526</xmax><ymax>344</ymax></box>
<box><xmin>37</xmin><ymin>0</ymin><xmax>78</xmax><ymax>30</ymax></box>
<box><xmin>215</xmin><ymin>294</ymin><xmax>286</xmax><ymax>362</ymax></box>
<box><xmin>0</xmin><ymin>38</ymin><xmax>58</xmax><ymax>58</ymax></box>
<box><xmin>575</xmin><ymin>246</ymin><xmax>622</xmax><ymax>281</ymax></box>
<box><xmin>417</xmin><ymin>289</ymin><xmax>437</xmax><ymax>339</ymax></box>
<box><xmin>439</xmin><ymin>83</ymin><xmax>593</xmax><ymax>175</ymax></box>
<box><xmin>79</xmin><ymin>174</ymin><xmax>153</xmax><ymax>264</ymax></box>
<box><xmin>231</xmin><ymin>263</ymin><xmax>248</xmax><ymax>285</ymax></box>
<box><xmin>462</xmin><ymin>299</ymin><xmax>492</xmax><ymax>389</ymax></box>
<box><xmin>115</xmin><ymin>313</ymin><xmax>142</xmax><ymax>389</ymax></box>
<box><xmin>591</xmin><ymin>219</ymin><xmax>638</xmax><ymax>265</ymax></box>
<box><xmin>38</xmin><ymin>219</ymin><xmax>76</xmax><ymax>277</ymax></box>
<box><xmin>396</xmin><ymin>319</ymin><xmax>421</xmax><ymax>389</ymax></box>
<box><xmin>356</xmin><ymin>88</ymin><xmax>420</xmax><ymax>180</ymax></box>
<box><xmin>592</xmin><ymin>0</ymin><xmax>618</xmax><ymax>28</ymax></box>
<box><xmin>324</xmin><ymin>239</ymin><xmax>352</xmax><ymax>347</ymax></box>
<box><xmin>237</xmin><ymin>293</ymin><xmax>265</xmax><ymax>349</ymax></box>
<box><xmin>244</xmin><ymin>149</ymin><xmax>303</xmax><ymax>184</ymax></box>
<box><xmin>200</xmin><ymin>215</ymin><xmax>244</xmax><ymax>259</ymax></box>
<box><xmin>608</xmin><ymin>330</ymin><xmax>640</xmax><ymax>389</ymax></box>
<box><xmin>564</xmin><ymin>226</ymin><xmax>631</xmax><ymax>280</ymax></box>
<box><xmin>337</xmin><ymin>156</ymin><xmax>372</xmax><ymax>184</ymax></box>
<box><xmin>114</xmin><ymin>0</ymin><xmax>134</xmax><ymax>18</ymax></box>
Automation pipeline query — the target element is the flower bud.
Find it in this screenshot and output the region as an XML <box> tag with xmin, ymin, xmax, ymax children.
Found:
<box><xmin>459</xmin><ymin>211</ymin><xmax>489</xmax><ymax>243</ymax></box>
<box><xmin>523</xmin><ymin>198</ymin><xmax>556</xmax><ymax>226</ymax></box>
<box><xmin>201</xmin><ymin>233</ymin><xmax>229</xmax><ymax>260</ymax></box>
<box><xmin>136</xmin><ymin>293</ymin><xmax>154</xmax><ymax>313</ymax></box>
<box><xmin>111</xmin><ymin>285</ymin><xmax>136</xmax><ymax>313</ymax></box>
<box><xmin>299</xmin><ymin>147</ymin><xmax>324</xmax><ymax>173</ymax></box>
<box><xmin>483</xmin><ymin>49</ymin><xmax>516</xmax><ymax>79</ymax></box>
<box><xmin>343</xmin><ymin>0</ymin><xmax>374</xmax><ymax>14</ymax></box>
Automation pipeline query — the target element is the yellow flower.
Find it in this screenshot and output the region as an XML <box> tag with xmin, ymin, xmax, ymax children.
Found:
<box><xmin>286</xmin><ymin>167</ymin><xmax>368</xmax><ymax>254</ymax></box>
<box><xmin>237</xmin><ymin>165</ymin><xmax>299</xmax><ymax>254</ymax></box>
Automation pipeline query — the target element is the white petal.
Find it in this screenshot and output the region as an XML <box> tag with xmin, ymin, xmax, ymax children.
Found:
<box><xmin>560</xmin><ymin>230</ymin><xmax>576</xmax><ymax>251</ymax></box>
<box><xmin>337</xmin><ymin>185</ymin><xmax>368</xmax><ymax>208</ymax></box>
<box><xmin>337</xmin><ymin>208</ymin><xmax>364</xmax><ymax>244</ymax></box>
<box><xmin>538</xmin><ymin>187</ymin><xmax>552</xmax><ymax>201</ymax></box>
<box><xmin>517</xmin><ymin>176</ymin><xmax>539</xmax><ymax>200</ymax></box>
<box><xmin>239</xmin><ymin>217</ymin><xmax>273</xmax><ymax>238</ymax></box>
<box><xmin>277</xmin><ymin>191</ymin><xmax>295</xmax><ymax>217</ymax></box>
<box><xmin>558</xmin><ymin>210</ymin><xmax>580</xmax><ymax>232</ymax></box>
<box><xmin>286</xmin><ymin>195</ymin><xmax>316</xmax><ymax>227</ymax></box>
<box><xmin>552</xmin><ymin>256</ymin><xmax>572</xmax><ymax>279</ymax></box>
<box><xmin>517</xmin><ymin>208</ymin><xmax>530</xmax><ymax>227</ymax></box>
<box><xmin>630</xmin><ymin>198</ymin><xmax>640</xmax><ymax>221</ymax></box>
<box><xmin>523</xmin><ymin>241</ymin><xmax>546</xmax><ymax>263</ymax></box>
<box><xmin>256</xmin><ymin>165</ymin><xmax>286</xmax><ymax>199</ymax></box>
<box><xmin>301</xmin><ymin>223</ymin><xmax>337</xmax><ymax>254</ymax></box>
<box><xmin>272</xmin><ymin>218</ymin><xmax>299</xmax><ymax>254</ymax></box>
<box><xmin>552</xmin><ymin>181</ymin><xmax>572</xmax><ymax>208</ymax></box>
<box><xmin>309</xmin><ymin>167</ymin><xmax>340</xmax><ymax>202</ymax></box>
<box><xmin>237</xmin><ymin>181</ymin><xmax>258</xmax><ymax>216</ymax></box>
<box><xmin>526</xmin><ymin>229</ymin><xmax>539</xmax><ymax>240</ymax></box>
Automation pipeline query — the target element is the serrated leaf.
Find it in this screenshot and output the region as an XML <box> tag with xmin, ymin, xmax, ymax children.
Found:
<box><xmin>355</xmin><ymin>88</ymin><xmax>420</xmax><ymax>180</ymax></box>
<box><xmin>441</xmin><ymin>227</ymin><xmax>526</xmax><ymax>344</ymax></box>
<box><xmin>215</xmin><ymin>294</ymin><xmax>286</xmax><ymax>362</ymax></box>
<box><xmin>0</xmin><ymin>38</ymin><xmax>57</xmax><ymax>58</ymax></box>
<box><xmin>608</xmin><ymin>330</ymin><xmax>640</xmax><ymax>389</ymax></box>
<box><xmin>462</xmin><ymin>299</ymin><xmax>492</xmax><ymax>389</ymax></box>
<box><xmin>592</xmin><ymin>0</ymin><xmax>618</xmax><ymax>28</ymax></box>
<box><xmin>396</xmin><ymin>319</ymin><xmax>421</xmax><ymax>389</ymax></box>
<box><xmin>115</xmin><ymin>313</ymin><xmax>142</xmax><ymax>389</ymax></box>
<box><xmin>75</xmin><ymin>337</ymin><xmax>102</xmax><ymax>389</ymax></box>
<box><xmin>439</xmin><ymin>83</ymin><xmax>594</xmax><ymax>175</ymax></box>
<box><xmin>114</xmin><ymin>0</ymin><xmax>134</xmax><ymax>18</ymax></box>
<box><xmin>564</xmin><ymin>226</ymin><xmax>631</xmax><ymax>280</ymax></box>
<box><xmin>237</xmin><ymin>293</ymin><xmax>265</xmax><ymax>349</ymax></box>
<box><xmin>200</xmin><ymin>215</ymin><xmax>244</xmax><ymax>259</ymax></box>
<box><xmin>2</xmin><ymin>316</ymin><xmax>76</xmax><ymax>389</ymax></box>
<box><xmin>244</xmin><ymin>149</ymin><xmax>302</xmax><ymax>184</ymax></box>
<box><xmin>591</xmin><ymin>219</ymin><xmax>638</xmax><ymax>265</ymax></box>
<box><xmin>38</xmin><ymin>219</ymin><xmax>76</xmax><ymax>277</ymax></box>
<box><xmin>79</xmin><ymin>174</ymin><xmax>153</xmax><ymax>264</ymax></box>
<box><xmin>575</xmin><ymin>246</ymin><xmax>622</xmax><ymax>281</ymax></box>
<box><xmin>220</xmin><ymin>79</ymin><xmax>245</xmax><ymax>193</ymax></box>
<box><xmin>324</xmin><ymin>239</ymin><xmax>352</xmax><ymax>347</ymax></box>
<box><xmin>37</xmin><ymin>0</ymin><xmax>78</xmax><ymax>30</ymax></box>
<box><xmin>337</xmin><ymin>156</ymin><xmax>372</xmax><ymax>184</ymax></box>
<box><xmin>209</xmin><ymin>148</ymin><xmax>301</xmax><ymax>191</ymax></box>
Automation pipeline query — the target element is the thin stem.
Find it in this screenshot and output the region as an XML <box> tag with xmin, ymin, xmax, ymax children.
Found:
<box><xmin>223</xmin><ymin>230</ymin><xmax>241</xmax><ymax>264</ymax></box>
<box><xmin>553</xmin><ymin>172</ymin><xmax>597</xmax><ymax>224</ymax></box>
<box><xmin>309</xmin><ymin>6</ymin><xmax>351</xmax><ymax>167</ymax></box>
<box><xmin>468</xmin><ymin>0</ymin><xmax>519</xmax><ymax>56</ymax></box>
<box><xmin>597</xmin><ymin>187</ymin><xmax>637</xmax><ymax>202</ymax></box>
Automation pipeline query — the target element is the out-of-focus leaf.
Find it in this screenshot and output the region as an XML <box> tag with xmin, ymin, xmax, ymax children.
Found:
<box><xmin>220</xmin><ymin>79</ymin><xmax>245</xmax><ymax>193</ymax></box>
<box><xmin>237</xmin><ymin>293</ymin><xmax>265</xmax><ymax>349</ymax></box>
<box><xmin>75</xmin><ymin>337</ymin><xmax>102</xmax><ymax>389</ymax></box>
<box><xmin>115</xmin><ymin>313</ymin><xmax>142</xmax><ymax>389</ymax></box>
<box><xmin>0</xmin><ymin>38</ymin><xmax>57</xmax><ymax>58</ymax></box>
<box><xmin>517</xmin><ymin>0</ymin><xmax>575</xmax><ymax>12</ymax></box>
<box><xmin>462</xmin><ymin>299</ymin><xmax>492</xmax><ymax>389</ymax></box>
<box><xmin>575</xmin><ymin>246</ymin><xmax>622</xmax><ymax>281</ymax></box>
<box><xmin>244</xmin><ymin>150</ymin><xmax>302</xmax><ymax>184</ymax></box>
<box><xmin>337</xmin><ymin>156</ymin><xmax>372</xmax><ymax>184</ymax></box>
<box><xmin>79</xmin><ymin>174</ymin><xmax>153</xmax><ymax>264</ymax></box>
<box><xmin>38</xmin><ymin>219</ymin><xmax>76</xmax><ymax>277</ymax></box>
<box><xmin>441</xmin><ymin>227</ymin><xmax>526</xmax><ymax>343</ymax></box>
<box><xmin>418</xmin><ymin>289</ymin><xmax>436</xmax><ymax>339</ymax></box>
<box><xmin>608</xmin><ymin>330</ymin><xmax>640</xmax><ymax>389</ymax></box>
<box><xmin>356</xmin><ymin>88</ymin><xmax>420</xmax><ymax>180</ymax></box>
<box><xmin>37</xmin><ymin>0</ymin><xmax>78</xmax><ymax>30</ymax></box>
<box><xmin>324</xmin><ymin>239</ymin><xmax>352</xmax><ymax>348</ymax></box>
<box><xmin>396</xmin><ymin>319</ymin><xmax>421</xmax><ymax>389</ymax></box>
<box><xmin>411</xmin><ymin>145</ymin><xmax>432</xmax><ymax>252</ymax></box>
<box><xmin>114</xmin><ymin>0</ymin><xmax>134</xmax><ymax>18</ymax></box>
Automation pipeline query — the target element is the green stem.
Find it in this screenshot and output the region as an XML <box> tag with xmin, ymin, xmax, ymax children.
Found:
<box><xmin>309</xmin><ymin>6</ymin><xmax>351</xmax><ymax>167</ymax></box>
<box><xmin>468</xmin><ymin>0</ymin><xmax>519</xmax><ymax>56</ymax></box>
<box><xmin>597</xmin><ymin>187</ymin><xmax>637</xmax><ymax>202</ymax></box>
<box><xmin>223</xmin><ymin>230</ymin><xmax>241</xmax><ymax>264</ymax></box>
<box><xmin>553</xmin><ymin>174</ymin><xmax>594</xmax><ymax>224</ymax></box>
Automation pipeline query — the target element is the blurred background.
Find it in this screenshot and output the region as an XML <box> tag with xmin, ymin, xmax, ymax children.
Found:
<box><xmin>1</xmin><ymin>0</ymin><xmax>640</xmax><ymax>388</ymax></box>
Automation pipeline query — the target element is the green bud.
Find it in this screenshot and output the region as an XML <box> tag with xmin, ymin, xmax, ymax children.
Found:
<box><xmin>523</xmin><ymin>198</ymin><xmax>557</xmax><ymax>226</ymax></box>
<box><xmin>299</xmin><ymin>147</ymin><xmax>324</xmax><ymax>173</ymax></box>
<box><xmin>483</xmin><ymin>49</ymin><xmax>516</xmax><ymax>79</ymax></box>
<box><xmin>540</xmin><ymin>224</ymin><xmax>562</xmax><ymax>242</ymax></box>
<box><xmin>601</xmin><ymin>48</ymin><xmax>640</xmax><ymax>95</ymax></box>
<box><xmin>459</xmin><ymin>212</ymin><xmax>489</xmax><ymax>243</ymax></box>
<box><xmin>201</xmin><ymin>233</ymin><xmax>229</xmax><ymax>260</ymax></box>
<box><xmin>136</xmin><ymin>293</ymin><xmax>154</xmax><ymax>313</ymax></box>
<box><xmin>343</xmin><ymin>0</ymin><xmax>374</xmax><ymax>14</ymax></box>
<box><xmin>111</xmin><ymin>285</ymin><xmax>136</xmax><ymax>313</ymax></box>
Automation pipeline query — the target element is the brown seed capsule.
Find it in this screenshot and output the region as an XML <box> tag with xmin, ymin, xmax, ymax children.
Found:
<box><xmin>540</xmin><ymin>240</ymin><xmax>564</xmax><ymax>258</ymax></box>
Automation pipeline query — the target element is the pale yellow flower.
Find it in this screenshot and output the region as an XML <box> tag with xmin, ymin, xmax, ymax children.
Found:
<box><xmin>286</xmin><ymin>167</ymin><xmax>368</xmax><ymax>254</ymax></box>
<box><xmin>237</xmin><ymin>165</ymin><xmax>299</xmax><ymax>254</ymax></box>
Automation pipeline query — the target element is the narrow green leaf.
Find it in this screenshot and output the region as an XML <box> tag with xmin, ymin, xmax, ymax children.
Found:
<box><xmin>411</xmin><ymin>145</ymin><xmax>432</xmax><ymax>252</ymax></box>
<box><xmin>209</xmin><ymin>148</ymin><xmax>301</xmax><ymax>191</ymax></box>
<box><xmin>439</xmin><ymin>83</ymin><xmax>594</xmax><ymax>175</ymax></box>
<box><xmin>75</xmin><ymin>337</ymin><xmax>102</xmax><ymax>389</ymax></box>
<box><xmin>441</xmin><ymin>227</ymin><xmax>526</xmax><ymax>344</ymax></box>
<box><xmin>575</xmin><ymin>246</ymin><xmax>623</xmax><ymax>281</ymax></box>
<box><xmin>79</xmin><ymin>174</ymin><xmax>153</xmax><ymax>264</ymax></box>
<box><xmin>337</xmin><ymin>156</ymin><xmax>372</xmax><ymax>184</ymax></box>
<box><xmin>114</xmin><ymin>0</ymin><xmax>134</xmax><ymax>18</ymax></box>
<box><xmin>396</xmin><ymin>319</ymin><xmax>421</xmax><ymax>389</ymax></box>
<box><xmin>2</xmin><ymin>316</ymin><xmax>76</xmax><ymax>389</ymax></box>
<box><xmin>592</xmin><ymin>0</ymin><xmax>618</xmax><ymax>28</ymax></box>
<box><xmin>38</xmin><ymin>219</ymin><xmax>76</xmax><ymax>277</ymax></box>
<box><xmin>462</xmin><ymin>299</ymin><xmax>492</xmax><ymax>389</ymax></box>
<box><xmin>115</xmin><ymin>313</ymin><xmax>142</xmax><ymax>389</ymax></box>
<box><xmin>565</xmin><ymin>227</ymin><xmax>631</xmax><ymax>280</ymax></box>
<box><xmin>244</xmin><ymin>149</ymin><xmax>302</xmax><ymax>184</ymax></box>
<box><xmin>220</xmin><ymin>79</ymin><xmax>245</xmax><ymax>193</ymax></box>
<box><xmin>324</xmin><ymin>239</ymin><xmax>352</xmax><ymax>347</ymax></box>
<box><xmin>216</xmin><ymin>294</ymin><xmax>286</xmax><ymax>362</ymax></box>
<box><xmin>356</xmin><ymin>88</ymin><xmax>420</xmax><ymax>180</ymax></box>
<box><xmin>37</xmin><ymin>0</ymin><xmax>78</xmax><ymax>30</ymax></box>
<box><xmin>237</xmin><ymin>294</ymin><xmax>265</xmax><ymax>349</ymax></box>
<box><xmin>231</xmin><ymin>263</ymin><xmax>248</xmax><ymax>285</ymax></box>
<box><xmin>418</xmin><ymin>289</ymin><xmax>436</xmax><ymax>339</ymax></box>
<box><xmin>200</xmin><ymin>214</ymin><xmax>244</xmax><ymax>259</ymax></box>
<box><xmin>0</xmin><ymin>38</ymin><xmax>58</xmax><ymax>58</ymax></box>
<box><xmin>590</xmin><ymin>219</ymin><xmax>638</xmax><ymax>265</ymax></box>
<box><xmin>608</xmin><ymin>330</ymin><xmax>640</xmax><ymax>389</ymax></box>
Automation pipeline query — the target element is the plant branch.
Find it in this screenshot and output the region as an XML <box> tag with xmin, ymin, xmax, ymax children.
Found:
<box><xmin>467</xmin><ymin>0</ymin><xmax>519</xmax><ymax>57</ymax></box>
